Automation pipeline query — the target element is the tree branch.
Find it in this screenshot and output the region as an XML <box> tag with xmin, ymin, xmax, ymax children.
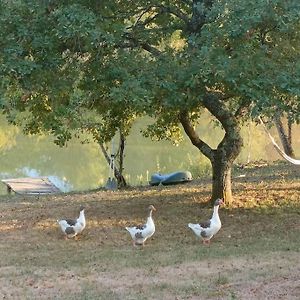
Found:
<box><xmin>99</xmin><ymin>143</ymin><xmax>126</xmax><ymax>186</ymax></box>
<box><xmin>188</xmin><ymin>0</ymin><xmax>214</xmax><ymax>33</ymax></box>
<box><xmin>121</xmin><ymin>3</ymin><xmax>190</xmax><ymax>56</ymax></box>
<box><xmin>234</xmin><ymin>100</ymin><xmax>251</xmax><ymax>119</ymax></box>
<box><xmin>121</xmin><ymin>32</ymin><xmax>162</xmax><ymax>57</ymax></box>
<box><xmin>202</xmin><ymin>93</ymin><xmax>234</xmax><ymax>131</ymax></box>
<box><xmin>135</xmin><ymin>5</ymin><xmax>190</xmax><ymax>27</ymax></box>
<box><xmin>179</xmin><ymin>110</ymin><xmax>213</xmax><ymax>160</ymax></box>
<box><xmin>202</xmin><ymin>92</ymin><xmax>250</xmax><ymax>132</ymax></box>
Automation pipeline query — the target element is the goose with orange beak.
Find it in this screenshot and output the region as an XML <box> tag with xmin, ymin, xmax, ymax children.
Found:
<box><xmin>188</xmin><ymin>198</ymin><xmax>224</xmax><ymax>245</ymax></box>
<box><xmin>126</xmin><ymin>205</ymin><xmax>156</xmax><ymax>247</ymax></box>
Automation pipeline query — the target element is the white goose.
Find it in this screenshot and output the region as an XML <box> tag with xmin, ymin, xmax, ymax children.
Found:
<box><xmin>188</xmin><ymin>198</ymin><xmax>224</xmax><ymax>244</ymax></box>
<box><xmin>125</xmin><ymin>205</ymin><xmax>156</xmax><ymax>247</ymax></box>
<box><xmin>57</xmin><ymin>206</ymin><xmax>86</xmax><ymax>240</ymax></box>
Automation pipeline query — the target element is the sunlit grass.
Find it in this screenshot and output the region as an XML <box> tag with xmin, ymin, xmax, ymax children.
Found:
<box><xmin>0</xmin><ymin>161</ymin><xmax>299</xmax><ymax>299</ymax></box>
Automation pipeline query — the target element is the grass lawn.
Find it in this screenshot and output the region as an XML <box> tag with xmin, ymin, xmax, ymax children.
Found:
<box><xmin>0</xmin><ymin>161</ymin><xmax>299</xmax><ymax>299</ymax></box>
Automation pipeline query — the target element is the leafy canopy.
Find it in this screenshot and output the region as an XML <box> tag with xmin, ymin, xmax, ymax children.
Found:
<box><xmin>0</xmin><ymin>0</ymin><xmax>299</xmax><ymax>145</ymax></box>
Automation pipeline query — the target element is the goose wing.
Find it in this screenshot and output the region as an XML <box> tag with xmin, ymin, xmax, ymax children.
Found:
<box><xmin>188</xmin><ymin>220</ymin><xmax>211</xmax><ymax>238</ymax></box>
<box><xmin>199</xmin><ymin>220</ymin><xmax>211</xmax><ymax>228</ymax></box>
<box><xmin>65</xmin><ymin>218</ymin><xmax>77</xmax><ymax>226</ymax></box>
<box><xmin>135</xmin><ymin>223</ymin><xmax>147</xmax><ymax>230</ymax></box>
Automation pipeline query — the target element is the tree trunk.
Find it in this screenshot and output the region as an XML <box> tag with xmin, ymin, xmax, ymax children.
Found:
<box><xmin>274</xmin><ymin>115</ymin><xmax>295</xmax><ymax>158</ymax></box>
<box><xmin>179</xmin><ymin>94</ymin><xmax>247</xmax><ymax>205</ymax></box>
<box><xmin>287</xmin><ymin>113</ymin><xmax>293</xmax><ymax>148</ymax></box>
<box><xmin>99</xmin><ymin>143</ymin><xmax>127</xmax><ymax>187</ymax></box>
<box><xmin>116</xmin><ymin>130</ymin><xmax>127</xmax><ymax>187</ymax></box>
<box><xmin>210</xmin><ymin>130</ymin><xmax>243</xmax><ymax>204</ymax></box>
<box><xmin>211</xmin><ymin>160</ymin><xmax>232</xmax><ymax>202</ymax></box>
<box><xmin>179</xmin><ymin>106</ymin><xmax>244</xmax><ymax>205</ymax></box>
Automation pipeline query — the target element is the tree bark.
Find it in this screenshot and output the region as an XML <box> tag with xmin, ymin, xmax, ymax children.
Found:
<box><xmin>99</xmin><ymin>143</ymin><xmax>127</xmax><ymax>187</ymax></box>
<box><xmin>116</xmin><ymin>130</ymin><xmax>127</xmax><ymax>187</ymax></box>
<box><xmin>210</xmin><ymin>129</ymin><xmax>243</xmax><ymax>204</ymax></box>
<box><xmin>274</xmin><ymin>114</ymin><xmax>295</xmax><ymax>158</ymax></box>
<box><xmin>179</xmin><ymin>94</ymin><xmax>246</xmax><ymax>205</ymax></box>
<box><xmin>211</xmin><ymin>157</ymin><xmax>232</xmax><ymax>202</ymax></box>
<box><xmin>287</xmin><ymin>115</ymin><xmax>292</xmax><ymax>146</ymax></box>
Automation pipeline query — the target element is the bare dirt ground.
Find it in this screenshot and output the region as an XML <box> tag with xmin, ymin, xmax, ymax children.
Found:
<box><xmin>1</xmin><ymin>253</ymin><xmax>299</xmax><ymax>299</ymax></box>
<box><xmin>0</xmin><ymin>161</ymin><xmax>299</xmax><ymax>299</ymax></box>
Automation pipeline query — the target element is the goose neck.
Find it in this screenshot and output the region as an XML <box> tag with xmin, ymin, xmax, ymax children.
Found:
<box><xmin>79</xmin><ymin>210</ymin><xmax>85</xmax><ymax>219</ymax></box>
<box><xmin>148</xmin><ymin>210</ymin><xmax>153</xmax><ymax>218</ymax></box>
<box><xmin>212</xmin><ymin>205</ymin><xmax>219</xmax><ymax>218</ymax></box>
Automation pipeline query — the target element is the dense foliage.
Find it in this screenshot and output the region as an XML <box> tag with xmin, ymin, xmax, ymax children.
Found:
<box><xmin>0</xmin><ymin>0</ymin><xmax>299</xmax><ymax>202</ymax></box>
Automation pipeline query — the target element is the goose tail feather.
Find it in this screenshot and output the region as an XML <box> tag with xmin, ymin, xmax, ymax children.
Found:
<box><xmin>188</xmin><ymin>223</ymin><xmax>202</xmax><ymax>236</ymax></box>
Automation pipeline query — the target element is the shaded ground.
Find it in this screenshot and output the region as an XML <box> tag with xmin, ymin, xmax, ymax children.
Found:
<box><xmin>0</xmin><ymin>161</ymin><xmax>299</xmax><ymax>299</ymax></box>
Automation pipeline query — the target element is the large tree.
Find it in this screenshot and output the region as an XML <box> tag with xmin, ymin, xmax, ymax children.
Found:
<box><xmin>1</xmin><ymin>0</ymin><xmax>299</xmax><ymax>204</ymax></box>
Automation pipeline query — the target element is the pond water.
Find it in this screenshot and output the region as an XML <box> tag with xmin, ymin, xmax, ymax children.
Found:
<box><xmin>0</xmin><ymin>115</ymin><xmax>298</xmax><ymax>194</ymax></box>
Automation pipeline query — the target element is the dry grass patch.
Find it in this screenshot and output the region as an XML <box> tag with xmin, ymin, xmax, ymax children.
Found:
<box><xmin>0</xmin><ymin>161</ymin><xmax>299</xmax><ymax>299</ymax></box>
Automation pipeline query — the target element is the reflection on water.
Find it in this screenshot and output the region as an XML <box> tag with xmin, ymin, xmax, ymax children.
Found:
<box><xmin>0</xmin><ymin>115</ymin><xmax>299</xmax><ymax>195</ymax></box>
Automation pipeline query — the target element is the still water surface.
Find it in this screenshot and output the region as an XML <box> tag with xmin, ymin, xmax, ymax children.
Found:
<box><xmin>0</xmin><ymin>115</ymin><xmax>297</xmax><ymax>194</ymax></box>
